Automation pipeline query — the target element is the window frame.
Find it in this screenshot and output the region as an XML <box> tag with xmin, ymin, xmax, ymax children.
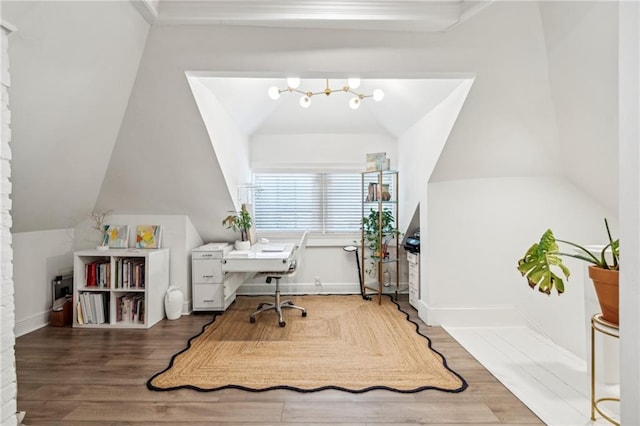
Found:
<box><xmin>252</xmin><ymin>169</ymin><xmax>363</xmax><ymax>239</ymax></box>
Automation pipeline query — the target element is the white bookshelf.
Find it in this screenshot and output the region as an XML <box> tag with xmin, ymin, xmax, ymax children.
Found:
<box><xmin>73</xmin><ymin>248</ymin><xmax>169</xmax><ymax>329</ymax></box>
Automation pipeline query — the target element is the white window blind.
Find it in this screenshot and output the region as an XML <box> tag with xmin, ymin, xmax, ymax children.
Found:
<box><xmin>253</xmin><ymin>172</ymin><xmax>362</xmax><ymax>233</ymax></box>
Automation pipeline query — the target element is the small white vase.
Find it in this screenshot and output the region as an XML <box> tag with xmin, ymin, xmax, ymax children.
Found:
<box><xmin>235</xmin><ymin>240</ymin><xmax>251</xmax><ymax>251</ymax></box>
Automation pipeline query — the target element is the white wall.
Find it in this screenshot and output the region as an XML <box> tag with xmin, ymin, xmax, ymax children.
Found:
<box><xmin>0</xmin><ymin>20</ymin><xmax>17</xmax><ymax>426</ymax></box>
<box><xmin>429</xmin><ymin>1</ymin><xmax>562</xmax><ymax>182</ymax></box>
<box><xmin>3</xmin><ymin>1</ymin><xmax>149</xmax><ymax>233</ymax></box>
<box><xmin>250</xmin><ymin>133</ymin><xmax>396</xmax><ymax>171</ymax></box>
<box><xmin>619</xmin><ymin>1</ymin><xmax>640</xmax><ymax>423</ymax></box>
<box><xmin>187</xmin><ymin>75</ymin><xmax>252</xmax><ymax>211</ymax></box>
<box><xmin>13</xmin><ymin>229</ymin><xmax>74</xmax><ymax>337</ymax></box>
<box><xmin>397</xmin><ymin>79</ymin><xmax>473</xmax><ymax>232</ymax></box>
<box><xmin>540</xmin><ymin>1</ymin><xmax>619</xmax><ymax>214</ymax></box>
<box><xmin>74</xmin><ymin>214</ymin><xmax>203</xmax><ymax>315</ymax></box>
<box><xmin>426</xmin><ymin>177</ymin><xmax>615</xmax><ymax>359</ymax></box>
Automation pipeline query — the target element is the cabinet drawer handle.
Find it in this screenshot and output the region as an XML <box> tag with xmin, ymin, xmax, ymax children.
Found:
<box><xmin>203</xmin><ymin>299</ymin><xmax>214</xmax><ymax>302</ymax></box>
<box><xmin>202</xmin><ymin>254</ymin><xmax>213</xmax><ymax>257</ymax></box>
<box><xmin>203</xmin><ymin>275</ymin><xmax>214</xmax><ymax>278</ymax></box>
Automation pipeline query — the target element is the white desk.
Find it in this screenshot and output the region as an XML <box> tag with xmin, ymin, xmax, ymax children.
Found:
<box><xmin>221</xmin><ymin>242</ymin><xmax>296</xmax><ymax>273</ymax></box>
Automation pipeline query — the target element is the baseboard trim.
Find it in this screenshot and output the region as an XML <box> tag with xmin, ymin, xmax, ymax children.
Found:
<box><xmin>15</xmin><ymin>310</ymin><xmax>50</xmax><ymax>337</ymax></box>
<box><xmin>419</xmin><ymin>302</ymin><xmax>527</xmax><ymax>328</ymax></box>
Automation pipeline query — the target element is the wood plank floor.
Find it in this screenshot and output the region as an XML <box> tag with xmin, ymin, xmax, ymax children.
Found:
<box><xmin>15</xmin><ymin>297</ymin><xmax>543</xmax><ymax>425</ymax></box>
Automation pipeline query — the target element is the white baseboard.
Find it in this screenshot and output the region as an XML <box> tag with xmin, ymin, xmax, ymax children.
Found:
<box><xmin>15</xmin><ymin>310</ymin><xmax>49</xmax><ymax>337</ymax></box>
<box><xmin>418</xmin><ymin>301</ymin><xmax>528</xmax><ymax>328</ymax></box>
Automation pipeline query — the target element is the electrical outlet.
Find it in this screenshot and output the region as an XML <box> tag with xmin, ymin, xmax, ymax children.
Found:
<box><xmin>314</xmin><ymin>277</ymin><xmax>322</xmax><ymax>286</ymax></box>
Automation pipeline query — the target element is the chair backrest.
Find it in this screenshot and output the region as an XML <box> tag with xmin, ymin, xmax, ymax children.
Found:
<box><xmin>287</xmin><ymin>230</ymin><xmax>309</xmax><ymax>276</ymax></box>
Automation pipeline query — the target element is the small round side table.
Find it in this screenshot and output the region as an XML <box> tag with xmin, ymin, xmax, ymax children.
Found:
<box><xmin>591</xmin><ymin>314</ymin><xmax>620</xmax><ymax>425</ymax></box>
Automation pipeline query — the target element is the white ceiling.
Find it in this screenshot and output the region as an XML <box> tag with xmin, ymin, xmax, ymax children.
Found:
<box><xmin>134</xmin><ymin>0</ymin><xmax>494</xmax><ymax>32</ymax></box>
<box><xmin>134</xmin><ymin>1</ymin><xmax>486</xmax><ymax>138</ymax></box>
<box><xmin>198</xmin><ymin>77</ymin><xmax>469</xmax><ymax>137</ymax></box>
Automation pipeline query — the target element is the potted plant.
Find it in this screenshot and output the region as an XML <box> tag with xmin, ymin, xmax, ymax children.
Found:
<box><xmin>362</xmin><ymin>208</ymin><xmax>400</xmax><ymax>276</ymax></box>
<box><xmin>222</xmin><ymin>204</ymin><xmax>253</xmax><ymax>251</ymax></box>
<box><xmin>516</xmin><ymin>218</ymin><xmax>620</xmax><ymax>325</ymax></box>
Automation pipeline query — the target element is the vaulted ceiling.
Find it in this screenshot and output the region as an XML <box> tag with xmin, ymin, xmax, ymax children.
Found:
<box><xmin>197</xmin><ymin>77</ymin><xmax>468</xmax><ymax>137</ymax></box>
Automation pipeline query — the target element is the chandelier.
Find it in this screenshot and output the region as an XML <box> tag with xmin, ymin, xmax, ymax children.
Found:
<box><xmin>267</xmin><ymin>78</ymin><xmax>384</xmax><ymax>110</ymax></box>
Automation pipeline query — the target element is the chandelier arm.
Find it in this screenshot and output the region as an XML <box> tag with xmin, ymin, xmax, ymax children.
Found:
<box><xmin>347</xmin><ymin>89</ymin><xmax>372</xmax><ymax>98</ymax></box>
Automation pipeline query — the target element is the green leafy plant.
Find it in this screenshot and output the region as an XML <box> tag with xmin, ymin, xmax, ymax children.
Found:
<box><xmin>362</xmin><ymin>208</ymin><xmax>400</xmax><ymax>274</ymax></box>
<box><xmin>517</xmin><ymin>218</ymin><xmax>619</xmax><ymax>295</ymax></box>
<box><xmin>222</xmin><ymin>205</ymin><xmax>252</xmax><ymax>242</ymax></box>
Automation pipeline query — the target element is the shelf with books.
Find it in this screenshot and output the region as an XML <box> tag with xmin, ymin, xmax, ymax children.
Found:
<box><xmin>361</xmin><ymin>170</ymin><xmax>400</xmax><ymax>304</ymax></box>
<box><xmin>73</xmin><ymin>248</ymin><xmax>169</xmax><ymax>329</ymax></box>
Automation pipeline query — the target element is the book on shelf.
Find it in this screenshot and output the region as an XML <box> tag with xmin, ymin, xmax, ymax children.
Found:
<box><xmin>84</xmin><ymin>260</ymin><xmax>110</xmax><ymax>288</ymax></box>
<box><xmin>76</xmin><ymin>302</ymin><xmax>84</xmax><ymax>325</ymax></box>
<box><xmin>77</xmin><ymin>292</ymin><xmax>109</xmax><ymax>325</ymax></box>
<box><xmin>115</xmin><ymin>258</ymin><xmax>145</xmax><ymax>289</ymax></box>
<box><xmin>116</xmin><ymin>293</ymin><xmax>145</xmax><ymax>323</ymax></box>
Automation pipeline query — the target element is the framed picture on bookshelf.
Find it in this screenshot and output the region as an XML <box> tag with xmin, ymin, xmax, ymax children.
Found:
<box><xmin>102</xmin><ymin>225</ymin><xmax>129</xmax><ymax>248</ymax></box>
<box><xmin>136</xmin><ymin>225</ymin><xmax>162</xmax><ymax>249</ymax></box>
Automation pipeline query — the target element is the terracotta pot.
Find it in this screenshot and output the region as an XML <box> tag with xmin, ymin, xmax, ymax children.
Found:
<box><xmin>588</xmin><ymin>266</ymin><xmax>619</xmax><ymax>326</ymax></box>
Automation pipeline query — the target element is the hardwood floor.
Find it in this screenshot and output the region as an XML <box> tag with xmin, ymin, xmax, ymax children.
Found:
<box><xmin>15</xmin><ymin>298</ymin><xmax>543</xmax><ymax>425</ymax></box>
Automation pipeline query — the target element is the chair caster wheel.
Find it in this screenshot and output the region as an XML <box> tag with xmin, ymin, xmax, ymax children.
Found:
<box><xmin>279</xmin><ymin>321</ymin><xmax>286</xmax><ymax>327</ymax></box>
<box><xmin>250</xmin><ymin>317</ymin><xmax>256</xmax><ymax>323</ymax></box>
<box><xmin>302</xmin><ymin>312</ymin><xmax>307</xmax><ymax>317</ymax></box>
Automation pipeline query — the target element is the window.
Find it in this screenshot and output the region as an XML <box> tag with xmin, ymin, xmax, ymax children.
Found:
<box><xmin>253</xmin><ymin>172</ymin><xmax>362</xmax><ymax>234</ymax></box>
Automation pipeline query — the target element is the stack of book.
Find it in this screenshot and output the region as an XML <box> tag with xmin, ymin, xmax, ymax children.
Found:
<box><xmin>76</xmin><ymin>292</ymin><xmax>109</xmax><ymax>324</ymax></box>
<box><xmin>116</xmin><ymin>294</ymin><xmax>145</xmax><ymax>323</ymax></box>
<box><xmin>115</xmin><ymin>258</ymin><xmax>145</xmax><ymax>289</ymax></box>
<box><xmin>84</xmin><ymin>260</ymin><xmax>110</xmax><ymax>288</ymax></box>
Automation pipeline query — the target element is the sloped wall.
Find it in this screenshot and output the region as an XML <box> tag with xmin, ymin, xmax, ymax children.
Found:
<box><xmin>96</xmin><ymin>1</ymin><xmax>568</xmax><ymax>243</ymax></box>
<box><xmin>540</xmin><ymin>1</ymin><xmax>618</xmax><ymax>213</ymax></box>
<box><xmin>4</xmin><ymin>1</ymin><xmax>149</xmax><ymax>232</ymax></box>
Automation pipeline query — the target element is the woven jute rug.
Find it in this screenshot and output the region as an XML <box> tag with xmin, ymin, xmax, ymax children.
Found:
<box><xmin>147</xmin><ymin>294</ymin><xmax>467</xmax><ymax>393</ymax></box>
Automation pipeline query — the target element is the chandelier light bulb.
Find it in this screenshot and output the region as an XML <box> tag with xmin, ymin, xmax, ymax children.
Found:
<box><xmin>287</xmin><ymin>77</ymin><xmax>301</xmax><ymax>89</ymax></box>
<box><xmin>300</xmin><ymin>95</ymin><xmax>311</xmax><ymax>108</ymax></box>
<box><xmin>373</xmin><ymin>89</ymin><xmax>385</xmax><ymax>102</ymax></box>
<box><xmin>348</xmin><ymin>78</ymin><xmax>361</xmax><ymax>89</ymax></box>
<box><xmin>349</xmin><ymin>96</ymin><xmax>361</xmax><ymax>110</ymax></box>
<box><xmin>268</xmin><ymin>86</ymin><xmax>281</xmax><ymax>100</ymax></box>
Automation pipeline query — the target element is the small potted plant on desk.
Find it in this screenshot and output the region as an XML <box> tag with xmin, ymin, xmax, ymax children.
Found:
<box><xmin>516</xmin><ymin>218</ymin><xmax>620</xmax><ymax>325</ymax></box>
<box><xmin>222</xmin><ymin>204</ymin><xmax>253</xmax><ymax>251</ymax></box>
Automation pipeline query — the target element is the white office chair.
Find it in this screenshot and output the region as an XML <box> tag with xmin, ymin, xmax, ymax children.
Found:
<box><xmin>250</xmin><ymin>231</ymin><xmax>308</xmax><ymax>327</ymax></box>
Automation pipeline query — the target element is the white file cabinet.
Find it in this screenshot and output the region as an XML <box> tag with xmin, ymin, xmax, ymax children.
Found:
<box><xmin>192</xmin><ymin>243</ymin><xmax>245</xmax><ymax>311</ymax></box>
<box><xmin>407</xmin><ymin>252</ymin><xmax>420</xmax><ymax>309</ymax></box>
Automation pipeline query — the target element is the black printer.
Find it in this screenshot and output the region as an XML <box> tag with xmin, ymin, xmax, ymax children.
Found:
<box><xmin>404</xmin><ymin>229</ymin><xmax>420</xmax><ymax>253</ymax></box>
